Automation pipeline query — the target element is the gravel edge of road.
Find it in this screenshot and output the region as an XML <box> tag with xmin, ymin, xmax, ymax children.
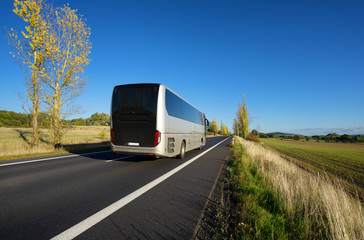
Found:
<box><xmin>193</xmin><ymin>145</ymin><xmax>233</xmax><ymax>240</ymax></box>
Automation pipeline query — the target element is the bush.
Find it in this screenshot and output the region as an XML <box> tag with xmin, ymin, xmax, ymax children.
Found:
<box><xmin>99</xmin><ymin>130</ymin><xmax>106</xmax><ymax>140</ymax></box>
<box><xmin>259</xmin><ymin>133</ymin><xmax>269</xmax><ymax>138</ymax></box>
<box><xmin>251</xmin><ymin>129</ymin><xmax>259</xmax><ymax>136</ymax></box>
<box><xmin>293</xmin><ymin>135</ymin><xmax>302</xmax><ymax>141</ymax></box>
<box><xmin>247</xmin><ymin>133</ymin><xmax>261</xmax><ymax>143</ymax></box>
<box><xmin>267</xmin><ymin>134</ymin><xmax>279</xmax><ymax>138</ymax></box>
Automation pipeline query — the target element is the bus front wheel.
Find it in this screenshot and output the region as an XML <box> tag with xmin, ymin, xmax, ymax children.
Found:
<box><xmin>178</xmin><ymin>141</ymin><xmax>186</xmax><ymax>159</ymax></box>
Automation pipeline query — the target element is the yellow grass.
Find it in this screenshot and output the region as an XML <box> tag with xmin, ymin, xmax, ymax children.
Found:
<box><xmin>237</xmin><ymin>136</ymin><xmax>364</xmax><ymax>240</ymax></box>
<box><xmin>0</xmin><ymin>126</ymin><xmax>110</xmax><ymax>158</ymax></box>
<box><xmin>62</xmin><ymin>126</ymin><xmax>110</xmax><ymax>144</ymax></box>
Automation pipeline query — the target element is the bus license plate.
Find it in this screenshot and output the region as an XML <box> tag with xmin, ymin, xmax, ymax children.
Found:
<box><xmin>128</xmin><ymin>142</ymin><xmax>140</xmax><ymax>146</ymax></box>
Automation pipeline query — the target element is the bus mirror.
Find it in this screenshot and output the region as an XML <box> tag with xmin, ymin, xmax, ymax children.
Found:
<box><xmin>205</xmin><ymin>119</ymin><xmax>210</xmax><ymax>127</ymax></box>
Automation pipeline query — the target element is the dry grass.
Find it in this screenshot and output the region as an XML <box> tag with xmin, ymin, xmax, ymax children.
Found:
<box><xmin>206</xmin><ymin>132</ymin><xmax>221</xmax><ymax>138</ymax></box>
<box><xmin>261</xmin><ymin>138</ymin><xmax>364</xmax><ymax>201</ymax></box>
<box><xmin>0</xmin><ymin>126</ymin><xmax>110</xmax><ymax>158</ymax></box>
<box><xmin>237</xmin><ymin>136</ymin><xmax>364</xmax><ymax>240</ymax></box>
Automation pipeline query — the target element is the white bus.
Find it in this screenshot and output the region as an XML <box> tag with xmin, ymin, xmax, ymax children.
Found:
<box><xmin>110</xmin><ymin>83</ymin><xmax>209</xmax><ymax>159</ymax></box>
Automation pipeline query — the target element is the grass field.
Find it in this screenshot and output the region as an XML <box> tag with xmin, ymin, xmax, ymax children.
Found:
<box><xmin>0</xmin><ymin>126</ymin><xmax>110</xmax><ymax>159</ymax></box>
<box><xmin>237</xmin><ymin>137</ymin><xmax>364</xmax><ymax>239</ymax></box>
<box><xmin>261</xmin><ymin>138</ymin><xmax>364</xmax><ymax>198</ymax></box>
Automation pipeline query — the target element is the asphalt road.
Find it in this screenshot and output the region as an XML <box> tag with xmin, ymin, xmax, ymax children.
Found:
<box><xmin>0</xmin><ymin>136</ymin><xmax>230</xmax><ymax>240</ymax></box>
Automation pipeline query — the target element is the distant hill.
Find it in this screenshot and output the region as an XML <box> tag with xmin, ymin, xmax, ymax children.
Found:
<box><xmin>268</xmin><ymin>132</ymin><xmax>298</xmax><ymax>136</ymax></box>
<box><xmin>290</xmin><ymin>127</ymin><xmax>364</xmax><ymax>136</ymax></box>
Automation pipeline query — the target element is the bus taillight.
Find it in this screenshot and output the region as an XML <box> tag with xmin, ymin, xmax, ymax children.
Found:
<box><xmin>154</xmin><ymin>131</ymin><xmax>161</xmax><ymax>147</ymax></box>
<box><xmin>111</xmin><ymin>129</ymin><xmax>115</xmax><ymax>144</ymax></box>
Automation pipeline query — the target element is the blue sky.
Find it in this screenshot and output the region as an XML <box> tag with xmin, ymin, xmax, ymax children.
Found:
<box><xmin>1</xmin><ymin>0</ymin><xmax>364</xmax><ymax>135</ymax></box>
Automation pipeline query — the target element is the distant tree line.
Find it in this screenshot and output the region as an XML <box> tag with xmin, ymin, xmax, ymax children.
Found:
<box><xmin>0</xmin><ymin>110</ymin><xmax>49</xmax><ymax>128</ymax></box>
<box><xmin>207</xmin><ymin>117</ymin><xmax>230</xmax><ymax>136</ymax></box>
<box><xmin>68</xmin><ymin>112</ymin><xmax>110</xmax><ymax>126</ymax></box>
<box><xmin>0</xmin><ymin>110</ymin><xmax>110</xmax><ymax>128</ymax></box>
<box><xmin>311</xmin><ymin>133</ymin><xmax>364</xmax><ymax>143</ymax></box>
<box><xmin>251</xmin><ymin>130</ymin><xmax>364</xmax><ymax>143</ymax></box>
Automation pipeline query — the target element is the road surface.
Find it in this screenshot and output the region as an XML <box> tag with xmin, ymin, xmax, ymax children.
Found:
<box><xmin>0</xmin><ymin>136</ymin><xmax>230</xmax><ymax>239</ymax></box>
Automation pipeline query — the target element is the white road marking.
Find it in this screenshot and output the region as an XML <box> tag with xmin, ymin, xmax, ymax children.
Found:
<box><xmin>105</xmin><ymin>156</ymin><xmax>133</xmax><ymax>162</ymax></box>
<box><xmin>0</xmin><ymin>150</ymin><xmax>112</xmax><ymax>167</ymax></box>
<box><xmin>51</xmin><ymin>137</ymin><xmax>230</xmax><ymax>240</ymax></box>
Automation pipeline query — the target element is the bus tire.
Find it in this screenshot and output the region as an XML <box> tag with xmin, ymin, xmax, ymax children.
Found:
<box><xmin>199</xmin><ymin>138</ymin><xmax>203</xmax><ymax>150</ymax></box>
<box><xmin>178</xmin><ymin>141</ymin><xmax>186</xmax><ymax>159</ymax></box>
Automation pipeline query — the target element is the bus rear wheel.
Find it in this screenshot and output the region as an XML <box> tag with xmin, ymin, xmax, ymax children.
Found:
<box><xmin>198</xmin><ymin>138</ymin><xmax>203</xmax><ymax>150</ymax></box>
<box><xmin>178</xmin><ymin>141</ymin><xmax>186</xmax><ymax>159</ymax></box>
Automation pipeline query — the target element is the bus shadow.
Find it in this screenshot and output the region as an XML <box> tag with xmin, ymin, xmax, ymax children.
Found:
<box><xmin>62</xmin><ymin>142</ymin><xmax>110</xmax><ymax>156</ymax></box>
<box><xmin>112</xmin><ymin>155</ymin><xmax>160</xmax><ymax>162</ymax></box>
<box><xmin>80</xmin><ymin>151</ymin><xmax>159</xmax><ymax>162</ymax></box>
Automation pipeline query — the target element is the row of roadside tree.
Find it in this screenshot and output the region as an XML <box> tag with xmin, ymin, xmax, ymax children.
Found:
<box><xmin>207</xmin><ymin>117</ymin><xmax>230</xmax><ymax>135</ymax></box>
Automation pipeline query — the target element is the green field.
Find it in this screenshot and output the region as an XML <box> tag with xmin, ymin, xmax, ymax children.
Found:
<box><xmin>0</xmin><ymin>126</ymin><xmax>110</xmax><ymax>159</ymax></box>
<box><xmin>261</xmin><ymin>138</ymin><xmax>364</xmax><ymax>198</ymax></box>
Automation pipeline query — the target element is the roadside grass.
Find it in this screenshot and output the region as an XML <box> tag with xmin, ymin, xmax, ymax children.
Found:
<box><xmin>206</xmin><ymin>132</ymin><xmax>224</xmax><ymax>138</ymax></box>
<box><xmin>261</xmin><ymin>138</ymin><xmax>364</xmax><ymax>199</ymax></box>
<box><xmin>211</xmin><ymin>138</ymin><xmax>364</xmax><ymax>239</ymax></box>
<box><xmin>217</xmin><ymin>140</ymin><xmax>304</xmax><ymax>239</ymax></box>
<box><xmin>237</xmin><ymin>137</ymin><xmax>364</xmax><ymax>240</ymax></box>
<box><xmin>0</xmin><ymin>126</ymin><xmax>110</xmax><ymax>160</ymax></box>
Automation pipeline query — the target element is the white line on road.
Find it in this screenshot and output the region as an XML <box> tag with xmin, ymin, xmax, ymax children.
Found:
<box><xmin>0</xmin><ymin>150</ymin><xmax>112</xmax><ymax>167</ymax></box>
<box><xmin>105</xmin><ymin>156</ymin><xmax>134</xmax><ymax>162</ymax></box>
<box><xmin>51</xmin><ymin>137</ymin><xmax>230</xmax><ymax>240</ymax></box>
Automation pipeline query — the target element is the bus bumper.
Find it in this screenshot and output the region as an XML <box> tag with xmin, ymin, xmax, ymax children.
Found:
<box><xmin>111</xmin><ymin>143</ymin><xmax>162</xmax><ymax>156</ymax></box>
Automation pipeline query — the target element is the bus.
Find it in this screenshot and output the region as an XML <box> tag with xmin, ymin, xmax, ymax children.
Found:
<box><xmin>110</xmin><ymin>83</ymin><xmax>209</xmax><ymax>159</ymax></box>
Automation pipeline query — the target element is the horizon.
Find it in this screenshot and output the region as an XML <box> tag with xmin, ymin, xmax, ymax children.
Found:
<box><xmin>1</xmin><ymin>108</ymin><xmax>363</xmax><ymax>136</ymax></box>
<box><xmin>267</xmin><ymin>127</ymin><xmax>364</xmax><ymax>136</ymax></box>
<box><xmin>1</xmin><ymin>0</ymin><xmax>363</xmax><ymax>134</ymax></box>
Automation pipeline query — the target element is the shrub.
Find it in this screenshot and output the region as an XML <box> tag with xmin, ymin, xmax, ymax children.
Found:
<box><xmin>251</xmin><ymin>129</ymin><xmax>259</xmax><ymax>136</ymax></box>
<box><xmin>293</xmin><ymin>135</ymin><xmax>302</xmax><ymax>141</ymax></box>
<box><xmin>246</xmin><ymin>133</ymin><xmax>261</xmax><ymax>143</ymax></box>
<box><xmin>259</xmin><ymin>133</ymin><xmax>269</xmax><ymax>138</ymax></box>
<box><xmin>99</xmin><ymin>130</ymin><xmax>106</xmax><ymax>140</ymax></box>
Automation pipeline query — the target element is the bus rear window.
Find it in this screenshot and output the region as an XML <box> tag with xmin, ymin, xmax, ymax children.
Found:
<box><xmin>112</xmin><ymin>84</ymin><xmax>159</xmax><ymax>116</ymax></box>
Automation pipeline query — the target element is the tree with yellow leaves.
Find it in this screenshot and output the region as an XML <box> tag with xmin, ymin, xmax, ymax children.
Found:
<box><xmin>8</xmin><ymin>0</ymin><xmax>50</xmax><ymax>147</ymax></box>
<box><xmin>41</xmin><ymin>4</ymin><xmax>91</xmax><ymax>148</ymax></box>
<box><xmin>220</xmin><ymin>121</ymin><xmax>229</xmax><ymax>135</ymax></box>
<box><xmin>8</xmin><ymin>0</ymin><xmax>91</xmax><ymax>149</ymax></box>
<box><xmin>210</xmin><ymin>117</ymin><xmax>219</xmax><ymax>136</ymax></box>
<box><xmin>236</xmin><ymin>94</ymin><xmax>249</xmax><ymax>138</ymax></box>
<box><xmin>233</xmin><ymin>118</ymin><xmax>239</xmax><ymax>136</ymax></box>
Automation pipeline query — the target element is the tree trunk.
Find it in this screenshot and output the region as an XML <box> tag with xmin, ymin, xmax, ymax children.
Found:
<box><xmin>31</xmin><ymin>50</ymin><xmax>40</xmax><ymax>148</ymax></box>
<box><xmin>32</xmin><ymin>99</ymin><xmax>39</xmax><ymax>148</ymax></box>
<box><xmin>51</xmin><ymin>91</ymin><xmax>63</xmax><ymax>149</ymax></box>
